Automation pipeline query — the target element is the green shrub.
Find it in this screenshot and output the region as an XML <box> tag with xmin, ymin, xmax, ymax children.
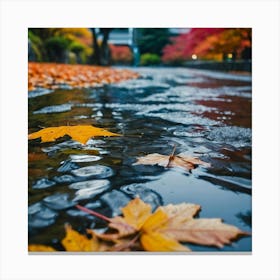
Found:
<box><xmin>45</xmin><ymin>36</ymin><xmax>71</xmax><ymax>62</ymax></box>
<box><xmin>28</xmin><ymin>31</ymin><xmax>43</xmax><ymax>61</ymax></box>
<box><xmin>70</xmin><ymin>42</ymin><xmax>86</xmax><ymax>54</ymax></box>
<box><xmin>140</xmin><ymin>53</ymin><xmax>161</xmax><ymax>66</ymax></box>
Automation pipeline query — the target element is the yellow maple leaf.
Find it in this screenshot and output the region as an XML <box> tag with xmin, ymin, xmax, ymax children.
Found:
<box><xmin>28</xmin><ymin>125</ymin><xmax>120</xmax><ymax>144</ymax></box>
<box><xmin>28</xmin><ymin>244</ymin><xmax>56</xmax><ymax>252</ymax></box>
<box><xmin>29</xmin><ymin>198</ymin><xmax>249</xmax><ymax>252</ymax></box>
<box><xmin>61</xmin><ymin>224</ymin><xmax>100</xmax><ymax>252</ymax></box>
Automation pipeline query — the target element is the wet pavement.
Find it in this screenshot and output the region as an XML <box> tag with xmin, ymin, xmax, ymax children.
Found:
<box><xmin>28</xmin><ymin>67</ymin><xmax>252</xmax><ymax>252</ymax></box>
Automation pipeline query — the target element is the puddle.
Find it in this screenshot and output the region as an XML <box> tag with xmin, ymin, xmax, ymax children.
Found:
<box><xmin>28</xmin><ymin>67</ymin><xmax>252</xmax><ymax>251</ymax></box>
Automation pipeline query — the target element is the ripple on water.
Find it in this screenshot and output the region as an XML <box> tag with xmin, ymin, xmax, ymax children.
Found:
<box><xmin>70</xmin><ymin>154</ymin><xmax>101</xmax><ymax>162</ymax></box>
<box><xmin>58</xmin><ymin>160</ymin><xmax>79</xmax><ymax>172</ymax></box>
<box><xmin>42</xmin><ymin>140</ymin><xmax>81</xmax><ymax>153</ymax></box>
<box><xmin>71</xmin><ymin>179</ymin><xmax>110</xmax><ymax>202</ymax></box>
<box><xmin>33</xmin><ymin>104</ymin><xmax>72</xmax><ymax>114</ymax></box>
<box><xmin>120</xmin><ymin>184</ymin><xmax>163</xmax><ymax>211</ymax></box>
<box><xmin>207</xmin><ymin>126</ymin><xmax>251</xmax><ymax>148</ymax></box>
<box><xmin>43</xmin><ymin>193</ymin><xmax>75</xmax><ymax>210</ymax></box>
<box><xmin>32</xmin><ymin>178</ymin><xmax>56</xmax><ymax>189</ymax></box>
<box><xmin>69</xmin><ymin>179</ymin><xmax>110</xmax><ymax>190</ymax></box>
<box><xmin>71</xmin><ymin>165</ymin><xmax>114</xmax><ymax>179</ymax></box>
<box><xmin>100</xmin><ymin>190</ymin><xmax>131</xmax><ymax>216</ymax></box>
<box><xmin>28</xmin><ymin>202</ymin><xmax>58</xmax><ymax>228</ymax></box>
<box><xmin>53</xmin><ymin>174</ymin><xmax>77</xmax><ymax>184</ymax></box>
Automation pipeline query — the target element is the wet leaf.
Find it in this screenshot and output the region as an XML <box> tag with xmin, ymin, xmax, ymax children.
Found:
<box><xmin>28</xmin><ymin>125</ymin><xmax>120</xmax><ymax>144</ymax></box>
<box><xmin>134</xmin><ymin>152</ymin><xmax>210</xmax><ymax>172</ymax></box>
<box><xmin>97</xmin><ymin>197</ymin><xmax>153</xmax><ymax>241</ymax></box>
<box><xmin>30</xmin><ymin>198</ymin><xmax>248</xmax><ymax>252</ymax></box>
<box><xmin>141</xmin><ymin>232</ymin><xmax>189</xmax><ymax>252</ymax></box>
<box><xmin>28</xmin><ymin>62</ymin><xmax>139</xmax><ymax>90</ymax></box>
<box><xmin>28</xmin><ymin>244</ymin><xmax>57</xmax><ymax>252</ymax></box>
<box><xmin>61</xmin><ymin>224</ymin><xmax>100</xmax><ymax>252</ymax></box>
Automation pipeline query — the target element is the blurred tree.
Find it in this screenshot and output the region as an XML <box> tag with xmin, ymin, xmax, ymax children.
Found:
<box><xmin>162</xmin><ymin>28</ymin><xmax>251</xmax><ymax>63</ymax></box>
<box><xmin>162</xmin><ymin>28</ymin><xmax>224</xmax><ymax>63</ymax></box>
<box><xmin>28</xmin><ymin>28</ymin><xmax>92</xmax><ymax>63</ymax></box>
<box><xmin>109</xmin><ymin>45</ymin><xmax>133</xmax><ymax>65</ymax></box>
<box><xmin>90</xmin><ymin>28</ymin><xmax>113</xmax><ymax>65</ymax></box>
<box><xmin>196</xmin><ymin>28</ymin><xmax>252</xmax><ymax>61</ymax></box>
<box><xmin>45</xmin><ymin>36</ymin><xmax>71</xmax><ymax>63</ymax></box>
<box><xmin>138</xmin><ymin>28</ymin><xmax>170</xmax><ymax>56</ymax></box>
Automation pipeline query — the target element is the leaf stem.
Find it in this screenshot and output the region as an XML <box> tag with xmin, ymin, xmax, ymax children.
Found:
<box><xmin>76</xmin><ymin>204</ymin><xmax>111</xmax><ymax>223</ymax></box>
<box><xmin>166</xmin><ymin>144</ymin><xmax>177</xmax><ymax>167</ymax></box>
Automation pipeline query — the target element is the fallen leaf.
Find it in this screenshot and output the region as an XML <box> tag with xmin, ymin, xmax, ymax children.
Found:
<box><xmin>61</xmin><ymin>224</ymin><xmax>100</xmax><ymax>252</ymax></box>
<box><xmin>158</xmin><ymin>218</ymin><xmax>246</xmax><ymax>248</ymax></box>
<box><xmin>140</xmin><ymin>231</ymin><xmax>189</xmax><ymax>252</ymax></box>
<box><xmin>28</xmin><ymin>62</ymin><xmax>139</xmax><ymax>90</ymax></box>
<box><xmin>134</xmin><ymin>152</ymin><xmax>210</xmax><ymax>172</ymax></box>
<box><xmin>28</xmin><ymin>244</ymin><xmax>56</xmax><ymax>252</ymax></box>
<box><xmin>96</xmin><ymin>197</ymin><xmax>152</xmax><ymax>241</ymax></box>
<box><xmin>141</xmin><ymin>203</ymin><xmax>246</xmax><ymax>249</ymax></box>
<box><xmin>28</xmin><ymin>125</ymin><xmax>120</xmax><ymax>144</ymax></box>
<box><xmin>30</xmin><ymin>198</ymin><xmax>249</xmax><ymax>252</ymax></box>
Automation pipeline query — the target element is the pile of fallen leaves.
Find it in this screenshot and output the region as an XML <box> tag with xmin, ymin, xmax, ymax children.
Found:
<box><xmin>28</xmin><ymin>62</ymin><xmax>139</xmax><ymax>91</ymax></box>
<box><xmin>29</xmin><ymin>197</ymin><xmax>248</xmax><ymax>252</ymax></box>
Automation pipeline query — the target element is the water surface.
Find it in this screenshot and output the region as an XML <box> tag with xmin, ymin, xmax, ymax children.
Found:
<box><xmin>28</xmin><ymin>67</ymin><xmax>252</xmax><ymax>252</ymax></box>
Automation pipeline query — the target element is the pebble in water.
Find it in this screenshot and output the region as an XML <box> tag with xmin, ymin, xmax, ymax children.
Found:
<box><xmin>28</xmin><ymin>202</ymin><xmax>58</xmax><ymax>228</ymax></box>
<box><xmin>71</xmin><ymin>180</ymin><xmax>111</xmax><ymax>201</ymax></box>
<box><xmin>33</xmin><ymin>104</ymin><xmax>72</xmax><ymax>114</ymax></box>
<box><xmin>43</xmin><ymin>193</ymin><xmax>75</xmax><ymax>210</ymax></box>
<box><xmin>57</xmin><ymin>160</ymin><xmax>79</xmax><ymax>172</ymax></box>
<box><xmin>42</xmin><ymin>140</ymin><xmax>81</xmax><ymax>154</ymax></box>
<box><xmin>69</xmin><ymin>179</ymin><xmax>110</xmax><ymax>190</ymax></box>
<box><xmin>70</xmin><ymin>154</ymin><xmax>101</xmax><ymax>163</ymax></box>
<box><xmin>28</xmin><ymin>217</ymin><xmax>56</xmax><ymax>228</ymax></box>
<box><xmin>100</xmin><ymin>190</ymin><xmax>131</xmax><ymax>216</ymax></box>
<box><xmin>120</xmin><ymin>184</ymin><xmax>163</xmax><ymax>211</ymax></box>
<box><xmin>71</xmin><ymin>165</ymin><xmax>114</xmax><ymax>179</ymax></box>
<box><xmin>32</xmin><ymin>178</ymin><xmax>56</xmax><ymax>189</ymax></box>
<box><xmin>66</xmin><ymin>209</ymin><xmax>95</xmax><ymax>220</ymax></box>
<box><xmin>53</xmin><ymin>174</ymin><xmax>77</xmax><ymax>184</ymax></box>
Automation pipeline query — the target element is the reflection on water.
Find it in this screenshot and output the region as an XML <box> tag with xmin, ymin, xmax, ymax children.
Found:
<box><xmin>28</xmin><ymin>67</ymin><xmax>252</xmax><ymax>252</ymax></box>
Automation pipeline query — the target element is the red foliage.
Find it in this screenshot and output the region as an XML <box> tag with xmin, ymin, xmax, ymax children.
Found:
<box><xmin>162</xmin><ymin>28</ymin><xmax>225</xmax><ymax>63</ymax></box>
<box><xmin>109</xmin><ymin>45</ymin><xmax>133</xmax><ymax>64</ymax></box>
<box><xmin>162</xmin><ymin>28</ymin><xmax>251</xmax><ymax>63</ymax></box>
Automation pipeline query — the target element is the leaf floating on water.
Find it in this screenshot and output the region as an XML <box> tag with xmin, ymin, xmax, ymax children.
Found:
<box><xmin>28</xmin><ymin>125</ymin><xmax>120</xmax><ymax>144</ymax></box>
<box><xmin>30</xmin><ymin>198</ymin><xmax>248</xmax><ymax>252</ymax></box>
<box><xmin>28</xmin><ymin>245</ymin><xmax>57</xmax><ymax>252</ymax></box>
<box><xmin>134</xmin><ymin>146</ymin><xmax>210</xmax><ymax>172</ymax></box>
<box><xmin>61</xmin><ymin>224</ymin><xmax>100</xmax><ymax>252</ymax></box>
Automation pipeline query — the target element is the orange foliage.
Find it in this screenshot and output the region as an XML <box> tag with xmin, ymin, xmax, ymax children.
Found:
<box><xmin>28</xmin><ymin>62</ymin><xmax>139</xmax><ymax>91</ymax></box>
<box><xmin>109</xmin><ymin>45</ymin><xmax>133</xmax><ymax>64</ymax></box>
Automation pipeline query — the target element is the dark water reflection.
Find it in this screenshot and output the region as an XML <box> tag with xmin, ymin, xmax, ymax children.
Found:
<box><xmin>28</xmin><ymin>67</ymin><xmax>252</xmax><ymax>252</ymax></box>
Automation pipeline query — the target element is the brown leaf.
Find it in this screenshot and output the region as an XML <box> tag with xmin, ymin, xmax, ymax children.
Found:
<box><xmin>28</xmin><ymin>62</ymin><xmax>139</xmax><ymax>90</ymax></box>
<box><xmin>28</xmin><ymin>125</ymin><xmax>120</xmax><ymax>144</ymax></box>
<box><xmin>134</xmin><ymin>152</ymin><xmax>210</xmax><ymax>172</ymax></box>
<box><xmin>158</xmin><ymin>218</ymin><xmax>248</xmax><ymax>248</ymax></box>
<box><xmin>29</xmin><ymin>198</ymin><xmax>249</xmax><ymax>252</ymax></box>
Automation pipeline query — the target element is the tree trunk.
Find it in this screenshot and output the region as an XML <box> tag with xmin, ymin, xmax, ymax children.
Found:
<box><xmin>91</xmin><ymin>28</ymin><xmax>101</xmax><ymax>65</ymax></box>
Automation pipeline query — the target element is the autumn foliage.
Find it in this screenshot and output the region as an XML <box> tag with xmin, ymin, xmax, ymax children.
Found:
<box><xmin>162</xmin><ymin>28</ymin><xmax>251</xmax><ymax>63</ymax></box>
<box><xmin>28</xmin><ymin>62</ymin><xmax>139</xmax><ymax>91</ymax></box>
<box><xmin>29</xmin><ymin>198</ymin><xmax>248</xmax><ymax>252</ymax></box>
<box><xmin>28</xmin><ymin>125</ymin><xmax>120</xmax><ymax>144</ymax></box>
<box><xmin>109</xmin><ymin>45</ymin><xmax>133</xmax><ymax>65</ymax></box>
